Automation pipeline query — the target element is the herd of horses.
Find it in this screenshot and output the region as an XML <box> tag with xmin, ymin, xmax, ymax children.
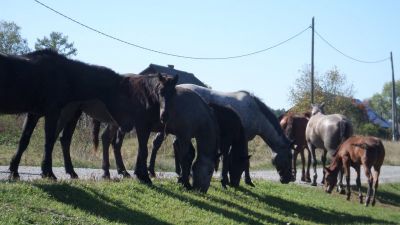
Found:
<box><xmin>0</xmin><ymin>49</ymin><xmax>385</xmax><ymax>205</ymax></box>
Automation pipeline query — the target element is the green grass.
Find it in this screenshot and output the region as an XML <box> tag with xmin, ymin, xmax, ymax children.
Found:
<box><xmin>0</xmin><ymin>180</ymin><xmax>399</xmax><ymax>225</ymax></box>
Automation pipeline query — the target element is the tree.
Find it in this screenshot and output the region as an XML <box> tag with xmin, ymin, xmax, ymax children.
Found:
<box><xmin>288</xmin><ymin>65</ymin><xmax>367</xmax><ymax>130</ymax></box>
<box><xmin>369</xmin><ymin>80</ymin><xmax>400</xmax><ymax>123</ymax></box>
<box><xmin>0</xmin><ymin>20</ymin><xmax>30</xmax><ymax>54</ymax></box>
<box><xmin>35</xmin><ymin>32</ymin><xmax>77</xmax><ymax>57</ymax></box>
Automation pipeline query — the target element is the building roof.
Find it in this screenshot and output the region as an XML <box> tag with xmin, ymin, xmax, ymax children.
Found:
<box><xmin>353</xmin><ymin>99</ymin><xmax>391</xmax><ymax>129</ymax></box>
<box><xmin>139</xmin><ymin>64</ymin><xmax>207</xmax><ymax>87</ymax></box>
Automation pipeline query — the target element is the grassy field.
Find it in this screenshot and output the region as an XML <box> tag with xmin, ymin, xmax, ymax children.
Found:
<box><xmin>0</xmin><ymin>179</ymin><xmax>399</xmax><ymax>225</ymax></box>
<box><xmin>1</xmin><ymin>114</ymin><xmax>399</xmax><ymax>172</ymax></box>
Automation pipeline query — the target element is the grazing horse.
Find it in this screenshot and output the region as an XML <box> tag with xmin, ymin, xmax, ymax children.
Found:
<box><xmin>279</xmin><ymin>112</ymin><xmax>311</xmax><ymax>182</ymax></box>
<box><xmin>305</xmin><ymin>103</ymin><xmax>353</xmax><ymax>186</ymax></box>
<box><xmin>93</xmin><ymin>86</ymin><xmax>219</xmax><ymax>192</ymax></box>
<box><xmin>150</xmin><ymin>84</ymin><xmax>293</xmax><ymax>184</ymax></box>
<box><xmin>0</xmin><ymin>50</ymin><xmax>135</xmax><ymax>179</ymax></box>
<box><xmin>324</xmin><ymin>136</ymin><xmax>385</xmax><ymax>206</ymax></box>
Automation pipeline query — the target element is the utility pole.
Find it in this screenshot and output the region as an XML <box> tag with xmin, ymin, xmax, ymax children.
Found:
<box><xmin>311</xmin><ymin>17</ymin><xmax>315</xmax><ymax>104</ymax></box>
<box><xmin>391</xmin><ymin>52</ymin><xmax>398</xmax><ymax>141</ymax></box>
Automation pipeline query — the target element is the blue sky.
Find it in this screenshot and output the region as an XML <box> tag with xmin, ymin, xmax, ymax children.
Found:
<box><xmin>3</xmin><ymin>1</ymin><xmax>399</xmax><ymax>109</ymax></box>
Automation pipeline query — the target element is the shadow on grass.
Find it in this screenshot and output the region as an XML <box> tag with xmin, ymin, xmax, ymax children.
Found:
<box><xmin>236</xmin><ymin>186</ymin><xmax>396</xmax><ymax>225</ymax></box>
<box><xmin>34</xmin><ymin>182</ymin><xmax>170</xmax><ymax>225</ymax></box>
<box><xmin>151</xmin><ymin>185</ymin><xmax>285</xmax><ymax>225</ymax></box>
<box><xmin>353</xmin><ymin>184</ymin><xmax>400</xmax><ymax>207</ymax></box>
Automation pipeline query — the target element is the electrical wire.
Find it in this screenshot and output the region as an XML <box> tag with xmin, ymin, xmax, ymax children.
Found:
<box><xmin>33</xmin><ymin>0</ymin><xmax>310</xmax><ymax>60</ymax></box>
<box><xmin>314</xmin><ymin>30</ymin><xmax>389</xmax><ymax>64</ymax></box>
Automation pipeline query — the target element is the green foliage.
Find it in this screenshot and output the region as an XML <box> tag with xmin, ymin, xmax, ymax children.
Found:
<box><xmin>0</xmin><ymin>20</ymin><xmax>30</xmax><ymax>54</ymax></box>
<box><xmin>35</xmin><ymin>32</ymin><xmax>77</xmax><ymax>57</ymax></box>
<box><xmin>369</xmin><ymin>80</ymin><xmax>400</xmax><ymax>123</ymax></box>
<box><xmin>0</xmin><ymin>180</ymin><xmax>399</xmax><ymax>224</ymax></box>
<box><xmin>358</xmin><ymin>123</ymin><xmax>390</xmax><ymax>139</ymax></box>
<box><xmin>288</xmin><ymin>66</ymin><xmax>367</xmax><ymax>131</ymax></box>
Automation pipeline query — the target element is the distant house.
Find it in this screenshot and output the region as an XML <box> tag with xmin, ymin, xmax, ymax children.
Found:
<box><xmin>139</xmin><ymin>64</ymin><xmax>207</xmax><ymax>87</ymax></box>
<box><xmin>353</xmin><ymin>99</ymin><xmax>391</xmax><ymax>129</ymax></box>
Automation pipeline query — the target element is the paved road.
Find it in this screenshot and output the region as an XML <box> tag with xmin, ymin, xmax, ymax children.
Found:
<box><xmin>1</xmin><ymin>165</ymin><xmax>399</xmax><ymax>185</ymax></box>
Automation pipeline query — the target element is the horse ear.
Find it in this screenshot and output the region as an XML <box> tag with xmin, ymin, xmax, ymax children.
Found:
<box><xmin>170</xmin><ymin>74</ymin><xmax>179</xmax><ymax>86</ymax></box>
<box><xmin>157</xmin><ymin>73</ymin><xmax>166</xmax><ymax>83</ymax></box>
<box><xmin>247</xmin><ymin>155</ymin><xmax>252</xmax><ymax>160</ymax></box>
<box><xmin>303</xmin><ymin>112</ymin><xmax>311</xmax><ymax>118</ymax></box>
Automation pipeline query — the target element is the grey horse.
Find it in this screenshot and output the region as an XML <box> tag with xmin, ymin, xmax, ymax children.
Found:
<box><xmin>305</xmin><ymin>103</ymin><xmax>353</xmax><ymax>186</ymax></box>
<box><xmin>151</xmin><ymin>83</ymin><xmax>293</xmax><ymax>184</ymax></box>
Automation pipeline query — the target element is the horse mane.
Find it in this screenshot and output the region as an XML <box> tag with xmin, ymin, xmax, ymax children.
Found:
<box><xmin>127</xmin><ymin>74</ymin><xmax>164</xmax><ymax>108</ymax></box>
<box><xmin>251</xmin><ymin>95</ymin><xmax>283</xmax><ymax>134</ymax></box>
<box><xmin>24</xmin><ymin>49</ymin><xmax>62</xmax><ymax>58</ymax></box>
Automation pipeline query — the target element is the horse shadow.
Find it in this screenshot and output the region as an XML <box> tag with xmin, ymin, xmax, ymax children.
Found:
<box><xmin>353</xmin><ymin>185</ymin><xmax>400</xmax><ymax>207</ymax></box>
<box><xmin>150</xmin><ymin>184</ymin><xmax>286</xmax><ymax>225</ymax></box>
<box><xmin>34</xmin><ymin>182</ymin><xmax>170</xmax><ymax>225</ymax></box>
<box><xmin>235</xmin><ymin>186</ymin><xmax>395</xmax><ymax>225</ymax></box>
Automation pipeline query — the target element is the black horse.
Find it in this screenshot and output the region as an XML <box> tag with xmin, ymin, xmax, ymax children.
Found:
<box><xmin>1</xmin><ymin>49</ymin><xmax>143</xmax><ymax>179</ymax></box>
<box><xmin>6</xmin><ymin>70</ymin><xmax>177</xmax><ymax>180</ymax></box>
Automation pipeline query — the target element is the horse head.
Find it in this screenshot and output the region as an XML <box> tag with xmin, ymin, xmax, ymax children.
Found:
<box><xmin>271</xmin><ymin>142</ymin><xmax>293</xmax><ymax>184</ymax></box>
<box><xmin>157</xmin><ymin>73</ymin><xmax>178</xmax><ymax>124</ymax></box>
<box><xmin>324</xmin><ymin>167</ymin><xmax>337</xmax><ymax>193</ymax></box>
<box><xmin>311</xmin><ymin>102</ymin><xmax>325</xmax><ymax>116</ymax></box>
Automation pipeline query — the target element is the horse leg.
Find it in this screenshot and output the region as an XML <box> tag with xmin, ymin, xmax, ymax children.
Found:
<box><xmin>220</xmin><ymin>143</ymin><xmax>230</xmax><ymax>189</ymax></box>
<box><xmin>41</xmin><ymin>113</ymin><xmax>61</xmax><ymax>180</ymax></box>
<box><xmin>173</xmin><ymin>138</ymin><xmax>181</xmax><ymax>176</ymax></box>
<box><xmin>292</xmin><ymin>147</ymin><xmax>299</xmax><ymax>182</ymax></box>
<box><xmin>371</xmin><ymin>166</ymin><xmax>381</xmax><ymax>206</ymax></box>
<box><xmin>307</xmin><ymin>143</ymin><xmax>318</xmax><ymax>186</ymax></box>
<box><xmin>9</xmin><ymin>113</ymin><xmax>40</xmax><ymax>179</ymax></box>
<box><xmin>59</xmin><ymin>110</ymin><xmax>81</xmax><ymax>179</ymax></box>
<box><xmin>244</xmin><ymin>159</ymin><xmax>254</xmax><ymax>186</ymax></box>
<box><xmin>305</xmin><ymin>147</ymin><xmax>312</xmax><ymax>182</ymax></box>
<box><xmin>148</xmin><ymin>132</ymin><xmax>165</xmax><ymax>177</ymax></box>
<box><xmin>364</xmin><ymin>165</ymin><xmax>374</xmax><ymax>206</ymax></box>
<box><xmin>112</xmin><ymin>130</ymin><xmax>130</xmax><ymax>178</ymax></box>
<box><xmin>101</xmin><ymin>125</ymin><xmax>116</xmax><ymax>179</ymax></box>
<box><xmin>176</xmin><ymin>138</ymin><xmax>192</xmax><ymax>190</ymax></box>
<box><xmin>343</xmin><ymin>158</ymin><xmax>351</xmax><ymax>201</ymax></box>
<box><xmin>354</xmin><ymin>164</ymin><xmax>363</xmax><ymax>204</ymax></box>
<box><xmin>134</xmin><ymin>127</ymin><xmax>152</xmax><ymax>184</ymax></box>
<box><xmin>321</xmin><ymin>150</ymin><xmax>327</xmax><ymax>184</ymax></box>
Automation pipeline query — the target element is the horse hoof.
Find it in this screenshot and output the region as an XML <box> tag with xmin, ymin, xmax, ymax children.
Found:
<box><xmin>41</xmin><ymin>172</ymin><xmax>57</xmax><ymax>180</ymax></box>
<box><xmin>136</xmin><ymin>174</ymin><xmax>153</xmax><ymax>185</ymax></box>
<box><xmin>305</xmin><ymin>177</ymin><xmax>312</xmax><ymax>183</ymax></box>
<box><xmin>221</xmin><ymin>184</ymin><xmax>228</xmax><ymax>189</ymax></box>
<box><xmin>102</xmin><ymin>174</ymin><xmax>111</xmax><ymax>180</ymax></box>
<box><xmin>8</xmin><ymin>172</ymin><xmax>20</xmax><ymax>180</ymax></box>
<box><xmin>339</xmin><ymin>189</ymin><xmax>346</xmax><ymax>195</ymax></box>
<box><xmin>148</xmin><ymin>171</ymin><xmax>156</xmax><ymax>178</ymax></box>
<box><xmin>371</xmin><ymin>200</ymin><xmax>376</xmax><ymax>206</ymax></box>
<box><xmin>311</xmin><ymin>182</ymin><xmax>317</xmax><ymax>186</ymax></box>
<box><xmin>183</xmin><ymin>182</ymin><xmax>193</xmax><ymax>190</ymax></box>
<box><xmin>121</xmin><ymin>171</ymin><xmax>131</xmax><ymax>178</ymax></box>
<box><xmin>68</xmin><ymin>171</ymin><xmax>79</xmax><ymax>179</ymax></box>
<box><xmin>245</xmin><ymin>180</ymin><xmax>255</xmax><ymax>187</ymax></box>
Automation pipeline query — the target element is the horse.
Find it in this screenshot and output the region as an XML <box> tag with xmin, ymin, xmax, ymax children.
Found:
<box><xmin>305</xmin><ymin>103</ymin><xmax>353</xmax><ymax>186</ymax></box>
<box><xmin>93</xmin><ymin>86</ymin><xmax>219</xmax><ymax>192</ymax></box>
<box><xmin>168</xmin><ymin>103</ymin><xmax>250</xmax><ymax>188</ymax></box>
<box><xmin>279</xmin><ymin>112</ymin><xmax>311</xmax><ymax>182</ymax></box>
<box><xmin>0</xmin><ymin>49</ymin><xmax>135</xmax><ymax>179</ymax></box>
<box><xmin>324</xmin><ymin>136</ymin><xmax>385</xmax><ymax>207</ymax></box>
<box><xmin>150</xmin><ymin>84</ymin><xmax>293</xmax><ymax>184</ymax></box>
<box><xmin>7</xmin><ymin>71</ymin><xmax>176</xmax><ymax>180</ymax></box>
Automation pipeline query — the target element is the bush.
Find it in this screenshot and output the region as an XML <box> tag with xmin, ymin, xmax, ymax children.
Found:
<box><xmin>357</xmin><ymin>123</ymin><xmax>389</xmax><ymax>139</ymax></box>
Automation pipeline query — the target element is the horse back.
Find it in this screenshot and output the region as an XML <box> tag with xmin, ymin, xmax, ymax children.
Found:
<box><xmin>339</xmin><ymin>136</ymin><xmax>385</xmax><ymax>167</ymax></box>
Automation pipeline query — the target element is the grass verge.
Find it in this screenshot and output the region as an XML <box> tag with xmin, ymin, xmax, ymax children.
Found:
<box><xmin>0</xmin><ymin>179</ymin><xmax>399</xmax><ymax>225</ymax></box>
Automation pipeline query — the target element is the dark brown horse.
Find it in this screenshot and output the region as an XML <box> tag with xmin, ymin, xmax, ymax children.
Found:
<box><xmin>324</xmin><ymin>136</ymin><xmax>385</xmax><ymax>207</ymax></box>
<box><xmin>279</xmin><ymin>112</ymin><xmax>311</xmax><ymax>182</ymax></box>
<box><xmin>165</xmin><ymin>103</ymin><xmax>249</xmax><ymax>188</ymax></box>
<box><xmin>1</xmin><ymin>50</ymin><xmax>135</xmax><ymax>179</ymax></box>
<box><xmin>10</xmin><ymin>73</ymin><xmax>177</xmax><ymax>181</ymax></box>
<box><xmin>92</xmin><ymin>85</ymin><xmax>219</xmax><ymax>192</ymax></box>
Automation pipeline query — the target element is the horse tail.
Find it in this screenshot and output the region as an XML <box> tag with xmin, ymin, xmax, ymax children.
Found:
<box><xmin>92</xmin><ymin>118</ymin><xmax>101</xmax><ymax>152</ymax></box>
<box><xmin>333</xmin><ymin>119</ymin><xmax>353</xmax><ymax>156</ymax></box>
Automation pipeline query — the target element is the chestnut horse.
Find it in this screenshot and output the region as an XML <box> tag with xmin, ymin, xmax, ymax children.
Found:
<box><xmin>279</xmin><ymin>112</ymin><xmax>311</xmax><ymax>182</ymax></box>
<box><xmin>324</xmin><ymin>136</ymin><xmax>385</xmax><ymax>207</ymax></box>
<box><xmin>0</xmin><ymin>50</ymin><xmax>135</xmax><ymax>179</ymax></box>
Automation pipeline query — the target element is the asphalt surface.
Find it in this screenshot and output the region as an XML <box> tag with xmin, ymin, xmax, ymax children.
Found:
<box><xmin>1</xmin><ymin>165</ymin><xmax>399</xmax><ymax>185</ymax></box>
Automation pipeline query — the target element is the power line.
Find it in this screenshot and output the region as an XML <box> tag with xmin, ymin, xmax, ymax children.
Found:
<box><xmin>33</xmin><ymin>0</ymin><xmax>310</xmax><ymax>60</ymax></box>
<box><xmin>314</xmin><ymin>30</ymin><xmax>390</xmax><ymax>64</ymax></box>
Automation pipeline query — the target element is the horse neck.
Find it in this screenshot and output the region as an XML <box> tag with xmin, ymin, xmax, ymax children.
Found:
<box><xmin>328</xmin><ymin>154</ymin><xmax>343</xmax><ymax>175</ymax></box>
